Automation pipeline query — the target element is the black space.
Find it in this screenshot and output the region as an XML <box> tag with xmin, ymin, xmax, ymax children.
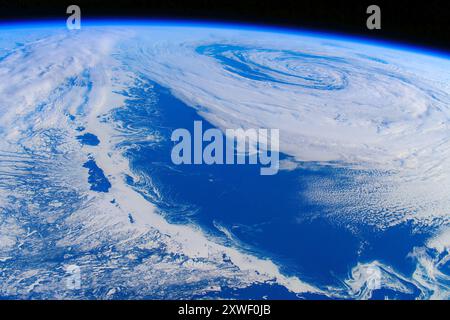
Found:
<box><xmin>0</xmin><ymin>0</ymin><xmax>449</xmax><ymax>53</ymax></box>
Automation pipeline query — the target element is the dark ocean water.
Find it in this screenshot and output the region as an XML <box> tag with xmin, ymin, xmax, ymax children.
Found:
<box><xmin>109</xmin><ymin>76</ymin><xmax>430</xmax><ymax>299</ymax></box>
<box><xmin>77</xmin><ymin>133</ymin><xmax>100</xmax><ymax>146</ymax></box>
<box><xmin>82</xmin><ymin>159</ymin><xmax>111</xmax><ymax>193</ymax></box>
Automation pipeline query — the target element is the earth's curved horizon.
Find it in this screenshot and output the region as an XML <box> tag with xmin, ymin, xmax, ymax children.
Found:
<box><xmin>0</xmin><ymin>20</ymin><xmax>449</xmax><ymax>300</ymax></box>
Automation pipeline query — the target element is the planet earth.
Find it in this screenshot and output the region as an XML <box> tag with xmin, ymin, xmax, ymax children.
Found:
<box><xmin>0</xmin><ymin>21</ymin><xmax>449</xmax><ymax>300</ymax></box>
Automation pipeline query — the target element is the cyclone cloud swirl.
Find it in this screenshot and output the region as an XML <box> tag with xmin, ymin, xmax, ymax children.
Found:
<box><xmin>196</xmin><ymin>44</ymin><xmax>349</xmax><ymax>90</ymax></box>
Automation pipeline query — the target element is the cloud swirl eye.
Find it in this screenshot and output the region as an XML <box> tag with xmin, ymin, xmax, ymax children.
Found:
<box><xmin>196</xmin><ymin>44</ymin><xmax>349</xmax><ymax>90</ymax></box>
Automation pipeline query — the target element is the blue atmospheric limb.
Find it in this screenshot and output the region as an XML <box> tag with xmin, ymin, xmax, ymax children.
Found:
<box><xmin>1</xmin><ymin>18</ymin><xmax>449</xmax><ymax>59</ymax></box>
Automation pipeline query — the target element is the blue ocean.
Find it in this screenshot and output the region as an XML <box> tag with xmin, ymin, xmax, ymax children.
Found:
<box><xmin>103</xmin><ymin>76</ymin><xmax>431</xmax><ymax>299</ymax></box>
